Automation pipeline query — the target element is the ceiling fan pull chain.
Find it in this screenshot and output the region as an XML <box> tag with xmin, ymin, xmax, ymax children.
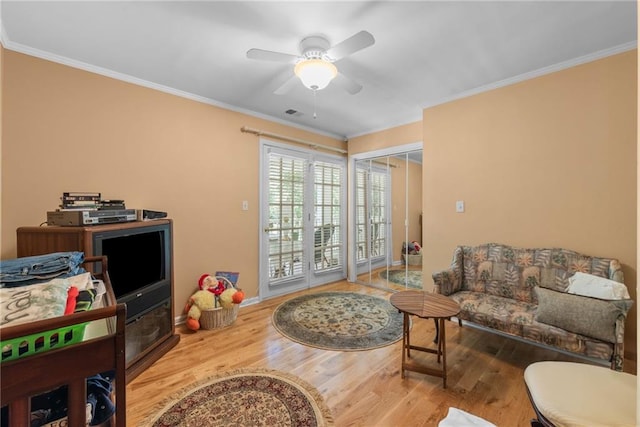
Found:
<box><xmin>313</xmin><ymin>90</ymin><xmax>317</xmax><ymax>119</ymax></box>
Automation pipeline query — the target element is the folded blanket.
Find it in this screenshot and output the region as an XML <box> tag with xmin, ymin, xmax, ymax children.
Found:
<box><xmin>0</xmin><ymin>272</ymin><xmax>92</xmax><ymax>328</ymax></box>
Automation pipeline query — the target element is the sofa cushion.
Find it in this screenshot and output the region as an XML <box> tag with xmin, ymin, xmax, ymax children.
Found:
<box><xmin>534</xmin><ymin>287</ymin><xmax>632</xmax><ymax>343</ymax></box>
<box><xmin>567</xmin><ymin>272</ymin><xmax>631</xmax><ymax>300</ymax></box>
<box><xmin>449</xmin><ymin>291</ymin><xmax>536</xmax><ymax>336</ymax></box>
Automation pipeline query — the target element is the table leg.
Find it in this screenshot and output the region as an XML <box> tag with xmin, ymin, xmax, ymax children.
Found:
<box><xmin>401</xmin><ymin>312</ymin><xmax>409</xmax><ymax>378</ymax></box>
<box><xmin>438</xmin><ymin>318</ymin><xmax>444</xmax><ymax>364</ymax></box>
<box><xmin>433</xmin><ymin>317</ymin><xmax>439</xmax><ymax>344</ymax></box>
<box><xmin>406</xmin><ymin>313</ymin><xmax>412</xmax><ymax>359</ymax></box>
<box><xmin>440</xmin><ymin>317</ymin><xmax>447</xmax><ymax>388</ymax></box>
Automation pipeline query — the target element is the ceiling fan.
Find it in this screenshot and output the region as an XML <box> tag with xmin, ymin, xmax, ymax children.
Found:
<box><xmin>246</xmin><ymin>30</ymin><xmax>375</xmax><ymax>95</ymax></box>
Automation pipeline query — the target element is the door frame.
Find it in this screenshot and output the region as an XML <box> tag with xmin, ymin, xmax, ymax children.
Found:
<box><xmin>347</xmin><ymin>141</ymin><xmax>423</xmax><ymax>283</ymax></box>
<box><xmin>259</xmin><ymin>138</ymin><xmax>347</xmax><ymax>300</ymax></box>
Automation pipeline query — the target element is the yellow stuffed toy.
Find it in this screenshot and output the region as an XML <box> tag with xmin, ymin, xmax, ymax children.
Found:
<box><xmin>184</xmin><ymin>289</ymin><xmax>216</xmax><ymax>331</ymax></box>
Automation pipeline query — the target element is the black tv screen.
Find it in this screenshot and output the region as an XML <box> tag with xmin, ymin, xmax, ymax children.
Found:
<box><xmin>102</xmin><ymin>231</ymin><xmax>163</xmax><ymax>297</ymax></box>
<box><xmin>92</xmin><ymin>223</ymin><xmax>172</xmax><ymax>310</ymax></box>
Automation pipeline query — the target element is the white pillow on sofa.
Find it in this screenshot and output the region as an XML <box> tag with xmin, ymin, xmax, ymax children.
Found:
<box><xmin>567</xmin><ymin>272</ymin><xmax>630</xmax><ymax>300</ymax></box>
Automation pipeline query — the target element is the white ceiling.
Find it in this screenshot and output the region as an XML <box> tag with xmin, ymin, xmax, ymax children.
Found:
<box><xmin>1</xmin><ymin>1</ymin><xmax>636</xmax><ymax>139</ymax></box>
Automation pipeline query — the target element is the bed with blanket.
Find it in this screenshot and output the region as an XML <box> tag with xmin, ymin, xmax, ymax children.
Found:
<box><xmin>0</xmin><ymin>253</ymin><xmax>126</xmax><ymax>427</ymax></box>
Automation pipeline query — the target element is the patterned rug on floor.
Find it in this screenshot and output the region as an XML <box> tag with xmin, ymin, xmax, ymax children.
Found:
<box><xmin>140</xmin><ymin>368</ymin><xmax>334</xmax><ymax>427</ymax></box>
<box><xmin>272</xmin><ymin>291</ymin><xmax>403</xmax><ymax>351</ymax></box>
<box><xmin>379</xmin><ymin>269</ymin><xmax>423</xmax><ymax>289</ymax></box>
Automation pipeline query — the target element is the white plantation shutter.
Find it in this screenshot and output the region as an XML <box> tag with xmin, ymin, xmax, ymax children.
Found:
<box><xmin>268</xmin><ymin>153</ymin><xmax>306</xmax><ymax>278</ymax></box>
<box><xmin>313</xmin><ymin>161</ymin><xmax>343</xmax><ymax>270</ymax></box>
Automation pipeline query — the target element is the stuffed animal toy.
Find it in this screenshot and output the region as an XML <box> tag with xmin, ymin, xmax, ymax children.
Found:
<box><xmin>218</xmin><ymin>288</ymin><xmax>237</xmax><ymax>308</ymax></box>
<box><xmin>198</xmin><ymin>274</ymin><xmax>222</xmax><ymax>292</ymax></box>
<box><xmin>403</xmin><ymin>241</ymin><xmax>422</xmax><ymax>255</ymax></box>
<box><xmin>186</xmin><ymin>274</ymin><xmax>246</xmax><ymax>331</ymax></box>
<box><xmin>184</xmin><ymin>289</ymin><xmax>216</xmax><ymax>331</ymax></box>
<box><xmin>198</xmin><ymin>273</ymin><xmax>245</xmax><ymax>307</ymax></box>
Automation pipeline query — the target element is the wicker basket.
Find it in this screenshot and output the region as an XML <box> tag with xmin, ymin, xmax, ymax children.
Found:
<box><xmin>402</xmin><ymin>254</ymin><xmax>422</xmax><ymax>266</ymax></box>
<box><xmin>199</xmin><ymin>276</ymin><xmax>240</xmax><ymax>330</ymax></box>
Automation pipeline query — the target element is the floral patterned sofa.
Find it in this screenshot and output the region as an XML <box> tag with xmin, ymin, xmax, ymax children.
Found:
<box><xmin>432</xmin><ymin>243</ymin><xmax>633</xmax><ymax>370</ymax></box>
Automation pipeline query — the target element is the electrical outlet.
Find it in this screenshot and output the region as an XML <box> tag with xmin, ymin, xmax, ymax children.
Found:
<box><xmin>456</xmin><ymin>200</ymin><xmax>465</xmax><ymax>213</ymax></box>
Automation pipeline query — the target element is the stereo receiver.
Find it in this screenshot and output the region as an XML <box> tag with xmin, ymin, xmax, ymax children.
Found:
<box><xmin>47</xmin><ymin>209</ymin><xmax>137</xmax><ymax>226</ymax></box>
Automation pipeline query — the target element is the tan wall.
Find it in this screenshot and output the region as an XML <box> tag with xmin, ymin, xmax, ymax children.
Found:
<box><xmin>423</xmin><ymin>50</ymin><xmax>637</xmax><ymax>360</ymax></box>
<box><xmin>1</xmin><ymin>49</ymin><xmax>345</xmax><ymax>314</ymax></box>
<box><xmin>348</xmin><ymin>121</ymin><xmax>422</xmax><ymax>155</ymax></box>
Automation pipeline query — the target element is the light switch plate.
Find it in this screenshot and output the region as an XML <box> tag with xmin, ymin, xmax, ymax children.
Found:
<box><xmin>456</xmin><ymin>200</ymin><xmax>465</xmax><ymax>213</ymax></box>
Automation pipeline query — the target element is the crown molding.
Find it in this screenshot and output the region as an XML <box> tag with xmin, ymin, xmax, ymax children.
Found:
<box><xmin>351</xmin><ymin>41</ymin><xmax>637</xmax><ymax>138</ymax></box>
<box><xmin>422</xmin><ymin>41</ymin><xmax>638</xmax><ymax>110</ymax></box>
<box><xmin>2</xmin><ymin>39</ymin><xmax>347</xmax><ymax>141</ymax></box>
<box><xmin>346</xmin><ymin>115</ymin><xmax>423</xmax><ymax>140</ymax></box>
<box><xmin>2</xmin><ymin>35</ymin><xmax>635</xmax><ymax>142</ymax></box>
<box><xmin>0</xmin><ymin>13</ymin><xmax>7</xmax><ymax>48</ymax></box>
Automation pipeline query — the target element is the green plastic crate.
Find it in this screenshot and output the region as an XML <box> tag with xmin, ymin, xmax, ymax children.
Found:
<box><xmin>1</xmin><ymin>322</ymin><xmax>87</xmax><ymax>363</ymax></box>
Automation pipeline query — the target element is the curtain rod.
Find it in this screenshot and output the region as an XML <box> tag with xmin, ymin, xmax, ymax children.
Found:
<box><xmin>241</xmin><ymin>126</ymin><xmax>348</xmax><ymax>155</ymax></box>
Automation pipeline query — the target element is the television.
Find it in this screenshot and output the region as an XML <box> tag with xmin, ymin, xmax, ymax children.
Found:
<box><xmin>92</xmin><ymin>222</ymin><xmax>172</xmax><ymax>320</ymax></box>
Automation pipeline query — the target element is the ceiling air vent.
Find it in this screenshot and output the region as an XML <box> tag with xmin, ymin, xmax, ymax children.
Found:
<box><xmin>285</xmin><ymin>109</ymin><xmax>304</xmax><ymax>117</ymax></box>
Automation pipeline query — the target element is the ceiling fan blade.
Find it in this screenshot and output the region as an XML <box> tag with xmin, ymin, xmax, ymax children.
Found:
<box><xmin>333</xmin><ymin>72</ymin><xmax>362</xmax><ymax>95</ymax></box>
<box><xmin>273</xmin><ymin>74</ymin><xmax>300</xmax><ymax>95</ymax></box>
<box><xmin>246</xmin><ymin>48</ymin><xmax>299</xmax><ymax>64</ymax></box>
<box><xmin>326</xmin><ymin>31</ymin><xmax>375</xmax><ymax>61</ymax></box>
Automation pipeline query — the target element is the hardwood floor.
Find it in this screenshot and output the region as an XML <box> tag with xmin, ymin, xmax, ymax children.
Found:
<box><xmin>126</xmin><ymin>280</ymin><xmax>634</xmax><ymax>426</ymax></box>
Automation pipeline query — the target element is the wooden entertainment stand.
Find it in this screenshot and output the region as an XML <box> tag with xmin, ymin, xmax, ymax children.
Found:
<box><xmin>16</xmin><ymin>220</ymin><xmax>180</xmax><ymax>383</ymax></box>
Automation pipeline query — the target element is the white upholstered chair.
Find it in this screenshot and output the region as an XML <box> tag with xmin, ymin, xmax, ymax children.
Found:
<box><xmin>524</xmin><ymin>361</ymin><xmax>637</xmax><ymax>427</ymax></box>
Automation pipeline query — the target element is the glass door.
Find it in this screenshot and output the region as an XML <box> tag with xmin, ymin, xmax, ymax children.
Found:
<box><xmin>351</xmin><ymin>147</ymin><xmax>423</xmax><ymax>291</ymax></box>
<box><xmin>265</xmin><ymin>150</ymin><xmax>306</xmax><ymax>294</ymax></box>
<box><xmin>354</xmin><ymin>159</ymin><xmax>391</xmax><ymax>283</ymax></box>
<box><xmin>311</xmin><ymin>160</ymin><xmax>345</xmax><ymax>285</ymax></box>
<box><xmin>392</xmin><ymin>150</ymin><xmax>423</xmax><ymax>290</ymax></box>
<box><xmin>261</xmin><ymin>142</ymin><xmax>346</xmax><ymax>299</ymax></box>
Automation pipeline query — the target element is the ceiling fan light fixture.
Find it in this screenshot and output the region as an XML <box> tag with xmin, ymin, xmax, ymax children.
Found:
<box><xmin>294</xmin><ymin>59</ymin><xmax>337</xmax><ymax>91</ymax></box>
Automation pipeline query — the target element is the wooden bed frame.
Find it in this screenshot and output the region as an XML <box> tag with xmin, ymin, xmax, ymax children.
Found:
<box><xmin>0</xmin><ymin>256</ymin><xmax>127</xmax><ymax>427</ymax></box>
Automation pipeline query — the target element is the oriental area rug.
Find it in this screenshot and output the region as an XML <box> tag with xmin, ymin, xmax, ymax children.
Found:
<box><xmin>379</xmin><ymin>269</ymin><xmax>423</xmax><ymax>289</ymax></box>
<box><xmin>272</xmin><ymin>291</ymin><xmax>403</xmax><ymax>351</ymax></box>
<box><xmin>140</xmin><ymin>368</ymin><xmax>333</xmax><ymax>427</ymax></box>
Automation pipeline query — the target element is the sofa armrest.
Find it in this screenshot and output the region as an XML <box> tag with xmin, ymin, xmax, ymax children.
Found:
<box><xmin>609</xmin><ymin>259</ymin><xmax>625</xmax><ymax>283</ymax></box>
<box><xmin>432</xmin><ymin>246</ymin><xmax>464</xmax><ymax>296</ymax></box>
<box><xmin>612</xmin><ymin>311</ymin><xmax>631</xmax><ymax>371</ymax></box>
<box><xmin>612</xmin><ymin>318</ymin><xmax>625</xmax><ymax>371</ymax></box>
<box><xmin>432</xmin><ymin>268</ymin><xmax>461</xmax><ymax>296</ymax></box>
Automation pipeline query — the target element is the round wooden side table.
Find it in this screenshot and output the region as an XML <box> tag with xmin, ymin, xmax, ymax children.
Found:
<box><xmin>390</xmin><ymin>290</ymin><xmax>460</xmax><ymax>388</ymax></box>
